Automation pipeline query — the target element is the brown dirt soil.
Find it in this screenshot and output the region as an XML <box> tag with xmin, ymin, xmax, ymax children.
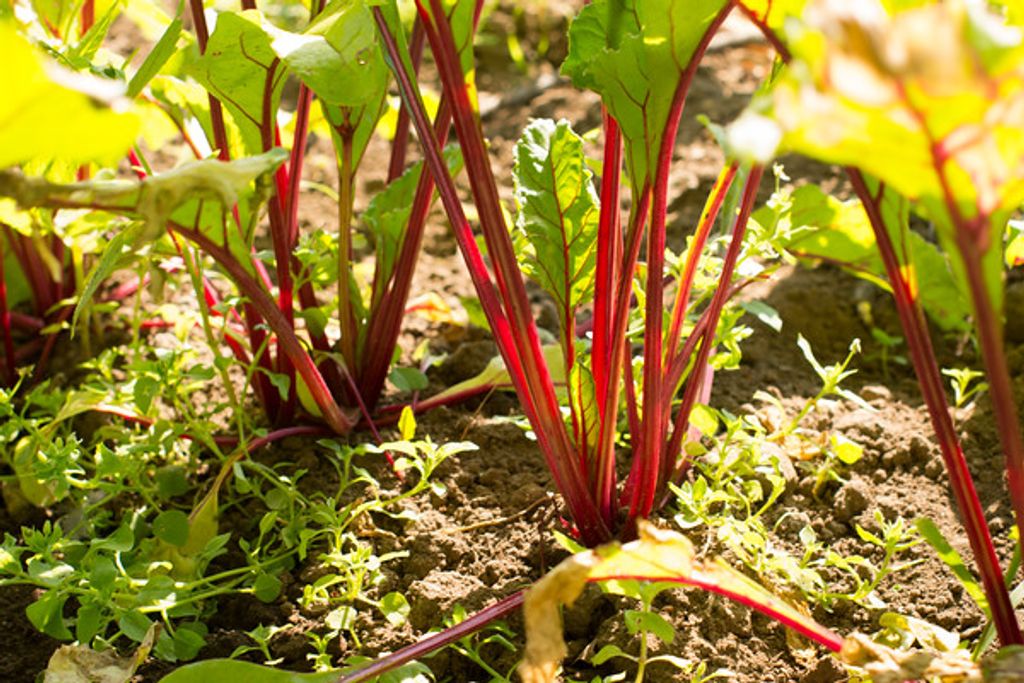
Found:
<box><xmin>1</xmin><ymin>9</ymin><xmax>1020</xmax><ymax>683</ymax></box>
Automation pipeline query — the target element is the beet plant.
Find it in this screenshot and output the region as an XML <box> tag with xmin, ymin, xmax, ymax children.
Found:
<box><xmin>376</xmin><ymin>0</ymin><xmax>760</xmax><ymax>546</ymax></box>
<box><xmin>338</xmin><ymin>0</ymin><xmax>1024</xmax><ymax>680</ymax></box>
<box><xmin>2</xmin><ymin>0</ymin><xmax>474</xmax><ymax>440</ymax></box>
<box><xmin>727</xmin><ymin>0</ymin><xmax>1024</xmax><ymax>651</ymax></box>
<box><xmin>332</xmin><ymin>0</ymin><xmax>847</xmax><ymax>678</ymax></box>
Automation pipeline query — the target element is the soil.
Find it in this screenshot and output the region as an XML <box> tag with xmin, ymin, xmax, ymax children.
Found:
<box><xmin>1</xmin><ymin>7</ymin><xmax>1018</xmax><ymax>683</ymax></box>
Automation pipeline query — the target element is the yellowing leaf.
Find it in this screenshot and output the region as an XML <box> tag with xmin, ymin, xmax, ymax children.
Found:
<box><xmin>520</xmin><ymin>521</ymin><xmax>840</xmax><ymax>683</ymax></box>
<box><xmin>425</xmin><ymin>344</ymin><xmax>566</xmax><ymax>405</ymax></box>
<box><xmin>42</xmin><ymin>623</ymin><xmax>156</xmax><ymax>683</ymax></box>
<box><xmin>0</xmin><ymin>23</ymin><xmax>138</xmax><ymax>168</ymax></box>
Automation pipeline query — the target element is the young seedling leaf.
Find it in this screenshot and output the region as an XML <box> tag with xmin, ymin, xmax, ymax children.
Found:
<box><xmin>623</xmin><ymin>609</ymin><xmax>675</xmax><ymax>644</ymax></box>
<box><xmin>915</xmin><ymin>517</ymin><xmax>990</xmax><ymax>615</ymax></box>
<box><xmin>127</xmin><ymin>18</ymin><xmax>183</xmax><ymax>98</ymax></box>
<box><xmin>379</xmin><ymin>592</ymin><xmax>411</xmax><ymax>627</ymax></box>
<box><xmin>512</xmin><ymin>119</ymin><xmax>600</xmax><ymax>337</ymax></box>
<box><xmin>388</xmin><ymin>366</ymin><xmax>429</xmax><ymax>392</ymax></box>
<box><xmin>26</xmin><ymin>590</ymin><xmax>73</xmax><ymax>640</ymax></box>
<box><xmin>253</xmin><ymin>574</ymin><xmax>283</xmax><ymax>603</ymax></box>
<box><xmin>153</xmin><ymin>509</ymin><xmax>191</xmax><ymax>547</ymax></box>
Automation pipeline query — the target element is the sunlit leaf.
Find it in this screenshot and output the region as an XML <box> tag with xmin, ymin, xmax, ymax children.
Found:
<box><xmin>190</xmin><ymin>11</ymin><xmax>287</xmax><ymax>156</ymax></box>
<box><xmin>744</xmin><ymin>2</ymin><xmax>1024</xmax><ymax>310</ymax></box>
<box><xmin>264</xmin><ymin>0</ymin><xmax>387</xmax><ymax>108</ymax></box>
<box><xmin>0</xmin><ymin>23</ymin><xmax>139</xmax><ymax>168</ymax></box>
<box><xmin>775</xmin><ymin>182</ymin><xmax>971</xmax><ymax>331</ymax></box>
<box><xmin>512</xmin><ymin>119</ymin><xmax>599</xmax><ymax>334</ymax></box>
<box><xmin>562</xmin><ymin>0</ymin><xmax>730</xmax><ymax>187</ymax></box>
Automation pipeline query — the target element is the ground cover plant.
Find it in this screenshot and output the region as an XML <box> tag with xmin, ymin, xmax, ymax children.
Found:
<box><xmin>3</xmin><ymin>0</ymin><xmax>1024</xmax><ymax>681</ymax></box>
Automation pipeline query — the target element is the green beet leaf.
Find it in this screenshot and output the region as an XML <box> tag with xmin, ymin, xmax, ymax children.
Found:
<box><xmin>265</xmin><ymin>0</ymin><xmax>387</xmax><ymax>108</ymax></box>
<box><xmin>158</xmin><ymin>660</ymin><xmax>342</xmax><ymax>683</ymax></box>
<box><xmin>190</xmin><ymin>11</ymin><xmax>287</xmax><ymax>157</ymax></box>
<box><xmin>512</xmin><ymin>118</ymin><xmax>599</xmax><ymax>337</ymax></box>
<box><xmin>562</xmin><ymin>0</ymin><xmax>730</xmax><ymax>188</ymax></box>
<box><xmin>777</xmin><ymin>183</ymin><xmax>970</xmax><ymax>331</ymax></box>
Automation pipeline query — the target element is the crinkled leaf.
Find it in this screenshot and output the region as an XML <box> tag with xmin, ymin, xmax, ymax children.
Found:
<box><xmin>513</xmin><ymin>119</ymin><xmax>599</xmax><ymax>333</ymax></box>
<box><xmin>190</xmin><ymin>11</ymin><xmax>287</xmax><ymax>156</ymax></box>
<box><xmin>0</xmin><ymin>24</ymin><xmax>139</xmax><ymax>168</ymax></box>
<box><xmin>43</xmin><ymin>623</ymin><xmax>155</xmax><ymax>683</ymax></box>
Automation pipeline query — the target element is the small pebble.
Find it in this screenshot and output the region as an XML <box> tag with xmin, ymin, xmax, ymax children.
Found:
<box><xmin>834</xmin><ymin>478</ymin><xmax>870</xmax><ymax>522</ymax></box>
<box><xmin>924</xmin><ymin>457</ymin><xmax>945</xmax><ymax>480</ymax></box>
<box><xmin>861</xmin><ymin>384</ymin><xmax>892</xmax><ymax>402</ymax></box>
<box><xmin>909</xmin><ymin>434</ymin><xmax>933</xmax><ymax>463</ymax></box>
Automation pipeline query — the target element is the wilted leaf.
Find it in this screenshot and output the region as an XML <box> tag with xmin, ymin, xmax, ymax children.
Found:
<box><xmin>519</xmin><ymin>521</ymin><xmax>838</xmax><ymax>683</ymax></box>
<box><xmin>43</xmin><ymin>622</ymin><xmax>156</xmax><ymax>683</ymax></box>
